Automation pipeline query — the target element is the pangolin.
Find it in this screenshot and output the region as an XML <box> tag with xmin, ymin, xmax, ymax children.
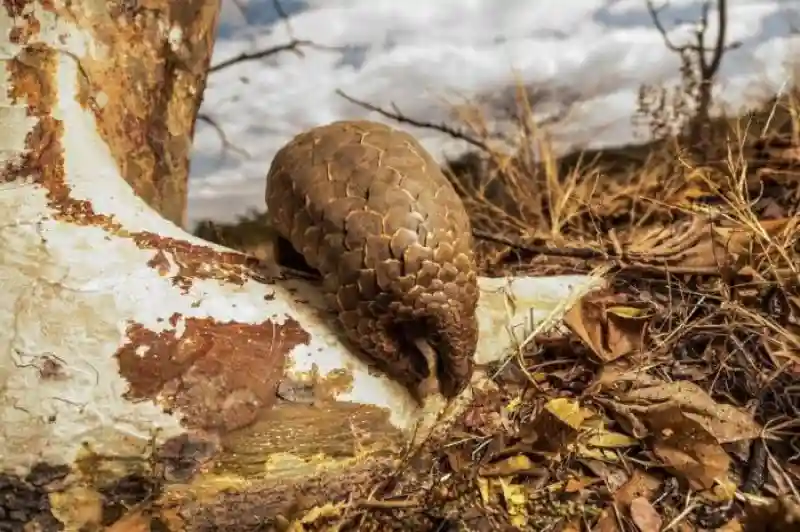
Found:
<box><xmin>265</xmin><ymin>120</ymin><xmax>479</xmax><ymax>403</ymax></box>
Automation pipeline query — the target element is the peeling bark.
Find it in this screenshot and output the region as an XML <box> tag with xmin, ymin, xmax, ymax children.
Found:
<box><xmin>0</xmin><ymin>2</ymin><xmax>601</xmax><ymax>530</ymax></box>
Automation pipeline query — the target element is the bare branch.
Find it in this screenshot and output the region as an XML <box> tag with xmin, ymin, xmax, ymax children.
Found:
<box><xmin>335</xmin><ymin>89</ymin><xmax>491</xmax><ymax>153</ymax></box>
<box><xmin>209</xmin><ymin>39</ymin><xmax>313</xmax><ymax>73</ymax></box>
<box><xmin>197</xmin><ymin>113</ymin><xmax>250</xmax><ymax>161</ymax></box>
<box><xmin>647</xmin><ymin>0</ymin><xmax>682</xmax><ymax>52</ymax></box>
<box><xmin>646</xmin><ymin>0</ymin><xmax>736</xmax><ymax>56</ymax></box>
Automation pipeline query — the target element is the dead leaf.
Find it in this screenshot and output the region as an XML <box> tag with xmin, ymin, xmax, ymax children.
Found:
<box><xmin>613</xmin><ymin>470</ymin><xmax>662</xmax><ymax>506</ymax></box>
<box><xmin>592</xmin><ymin>509</ymin><xmax>621</xmax><ymax>532</ymax></box>
<box><xmin>48</xmin><ymin>486</ymin><xmax>103</xmax><ymax>531</ymax></box>
<box><xmin>445</xmin><ymin>447</ymin><xmax>470</xmax><ymax>473</ymax></box>
<box><xmin>593</xmin><ymin>471</ymin><xmax>662</xmax><ymax>532</ymax></box>
<box><xmin>588</xmin><ymin>359</ymin><xmax>664</xmax><ymax>395</ymax></box>
<box><xmin>625</xmin><ymin>215</ymin><xmax>794</xmax><ymax>270</ymax></box>
<box><xmin>580</xmin><ymin>459</ymin><xmax>630</xmax><ymax>493</ymax></box>
<box><xmin>717</xmin><ymin>519</ymin><xmax>744</xmax><ymax>532</ymax></box>
<box><xmin>564</xmin><ymin>296</ymin><xmax>650</xmax><ymax>362</ymax></box>
<box><xmin>564</xmin><ymin>476</ymin><xmax>594</xmax><ymax>493</ymax></box>
<box><xmin>587</xmin><ymin>430</ymin><xmax>639</xmax><ymax>449</ymax></box>
<box><xmin>477</xmin><ymin>477</ymin><xmax>491</xmax><ymax>504</ymax></box>
<box><xmin>647</xmin><ymin>403</ymin><xmax>731</xmax><ymax>490</ymax></box>
<box><xmin>479</xmin><ymin>455</ymin><xmax>535</xmax><ymax>477</ymax></box>
<box><xmin>622</xmin><ymin>381</ymin><xmax>761</xmax><ymax>443</ymax></box>
<box><xmin>548</xmin><ymin>397</ymin><xmax>593</xmax><ymax>429</ymax></box>
<box><xmin>104</xmin><ymin>511</ymin><xmax>150</xmax><ymax>532</ymax></box>
<box><xmin>523</xmin><ymin>398</ymin><xmax>593</xmax><ymax>453</ymax></box>
<box><xmin>630</xmin><ymin>497</ymin><xmax>662</xmax><ymax>532</ymax></box>
<box><xmin>498</xmin><ymin>478</ymin><xmax>528</xmax><ymax>529</ymax></box>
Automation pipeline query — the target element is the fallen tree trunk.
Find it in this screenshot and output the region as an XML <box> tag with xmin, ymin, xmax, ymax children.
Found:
<box><xmin>0</xmin><ymin>3</ymin><xmax>601</xmax><ymax>530</ymax></box>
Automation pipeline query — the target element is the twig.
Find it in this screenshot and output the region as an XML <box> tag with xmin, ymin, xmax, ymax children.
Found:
<box><xmin>336</xmin><ymin>89</ymin><xmax>491</xmax><ymax>153</ymax></box>
<box><xmin>208</xmin><ymin>39</ymin><xmax>314</xmax><ymax>73</ymax></box>
<box><xmin>196</xmin><ymin>113</ymin><xmax>250</xmax><ymax>160</ymax></box>
<box><xmin>355</xmin><ymin>498</ymin><xmax>419</xmax><ymax>510</ymax></box>
<box><xmin>472</xmin><ymin>229</ymin><xmax>604</xmax><ymax>261</ymax></box>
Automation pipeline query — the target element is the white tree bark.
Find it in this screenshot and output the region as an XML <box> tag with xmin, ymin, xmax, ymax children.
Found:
<box><xmin>0</xmin><ymin>2</ymin><xmax>601</xmax><ymax>529</ymax></box>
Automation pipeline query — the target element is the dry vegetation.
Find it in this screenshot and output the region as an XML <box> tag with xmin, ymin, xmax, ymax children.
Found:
<box><xmin>192</xmin><ymin>2</ymin><xmax>800</xmax><ymax>530</ymax></box>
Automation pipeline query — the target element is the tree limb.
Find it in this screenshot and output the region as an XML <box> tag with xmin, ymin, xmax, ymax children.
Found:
<box><xmin>336</xmin><ymin>89</ymin><xmax>491</xmax><ymax>152</ymax></box>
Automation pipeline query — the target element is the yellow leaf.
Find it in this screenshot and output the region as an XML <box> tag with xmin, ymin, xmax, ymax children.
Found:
<box><xmin>711</xmin><ymin>478</ymin><xmax>738</xmax><ymax>502</ymax></box>
<box><xmin>499</xmin><ymin>477</ymin><xmax>527</xmax><ymax>506</ymax></box>
<box><xmin>511</xmin><ymin>513</ymin><xmax>528</xmax><ymax>529</ymax></box>
<box><xmin>499</xmin><ymin>478</ymin><xmax>528</xmax><ymax>529</ymax></box>
<box><xmin>532</xmin><ymin>371</ymin><xmax>548</xmax><ymax>382</ymax></box>
<box><xmin>300</xmin><ymin>503</ymin><xmax>345</xmax><ymax>524</ymax></box>
<box><xmin>587</xmin><ymin>431</ymin><xmax>639</xmax><ymax>448</ymax></box>
<box><xmin>505</xmin><ymin>395</ymin><xmax>523</xmax><ymax>413</ymax></box>
<box><xmin>607</xmin><ymin>306</ymin><xmax>651</xmax><ymax>319</ymax></box>
<box><xmin>545</xmin><ymin>397</ymin><xmax>592</xmax><ymax>430</ymax></box>
<box><xmin>576</xmin><ymin>443</ymin><xmax>620</xmax><ymax>461</ymax></box>
<box><xmin>477</xmin><ymin>477</ymin><xmax>490</xmax><ymax>504</ymax></box>
<box><xmin>479</xmin><ymin>454</ymin><xmax>534</xmax><ymax>477</ymax></box>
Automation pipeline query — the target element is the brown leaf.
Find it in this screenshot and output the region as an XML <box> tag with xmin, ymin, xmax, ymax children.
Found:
<box><xmin>630</xmin><ymin>497</ymin><xmax>662</xmax><ymax>532</ymax></box>
<box><xmin>592</xmin><ymin>510</ymin><xmax>622</xmax><ymax>532</ymax></box>
<box><xmin>625</xmin><ymin>216</ymin><xmax>795</xmax><ymax>270</ymax></box>
<box><xmin>623</xmin><ymin>381</ymin><xmax>761</xmax><ymax>443</ymax></box>
<box><xmin>718</xmin><ymin>518</ymin><xmax>744</xmax><ymax>532</ymax></box>
<box><xmin>647</xmin><ymin>403</ymin><xmax>730</xmax><ymax>490</ymax></box>
<box><xmin>580</xmin><ymin>459</ymin><xmax>630</xmax><ymax>493</ymax></box>
<box><xmin>613</xmin><ymin>470</ymin><xmax>662</xmax><ymax>506</ymax></box>
<box><xmin>105</xmin><ymin>510</ymin><xmax>150</xmax><ymax>532</ymax></box>
<box><xmin>593</xmin><ymin>470</ymin><xmax>662</xmax><ymax>532</ymax></box>
<box><xmin>564</xmin><ymin>297</ymin><xmax>650</xmax><ymax>362</ymax></box>
<box><xmin>589</xmin><ymin>360</ymin><xmax>664</xmax><ymax>395</ymax></box>
<box><xmin>522</xmin><ymin>398</ymin><xmax>592</xmax><ymax>453</ymax></box>
<box><xmin>445</xmin><ymin>447</ymin><xmax>469</xmax><ymax>473</ymax></box>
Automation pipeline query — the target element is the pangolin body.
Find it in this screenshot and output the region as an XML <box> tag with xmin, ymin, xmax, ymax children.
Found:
<box><xmin>266</xmin><ymin>120</ymin><xmax>479</xmax><ymax>401</ymax></box>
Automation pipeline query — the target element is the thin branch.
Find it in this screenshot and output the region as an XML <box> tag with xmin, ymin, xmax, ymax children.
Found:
<box><xmin>646</xmin><ymin>0</ymin><xmax>736</xmax><ymax>56</ymax></box>
<box><xmin>647</xmin><ymin>0</ymin><xmax>683</xmax><ymax>53</ymax></box>
<box><xmin>335</xmin><ymin>89</ymin><xmax>491</xmax><ymax>153</ymax></box>
<box><xmin>196</xmin><ymin>113</ymin><xmax>250</xmax><ymax>160</ymax></box>
<box><xmin>209</xmin><ymin>39</ymin><xmax>313</xmax><ymax>73</ymax></box>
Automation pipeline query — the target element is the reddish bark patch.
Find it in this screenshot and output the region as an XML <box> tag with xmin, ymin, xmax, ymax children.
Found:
<box><xmin>134</xmin><ymin>232</ymin><xmax>262</xmax><ymax>291</ymax></box>
<box><xmin>3</xmin><ymin>34</ymin><xmax>272</xmax><ymax>292</ymax></box>
<box><xmin>3</xmin><ymin>45</ymin><xmax>121</xmax><ymax>230</ymax></box>
<box><xmin>115</xmin><ymin>316</ymin><xmax>310</xmax><ymax>432</ymax></box>
<box><xmin>5</xmin><ymin>0</ymin><xmax>41</xmax><ymax>45</ymax></box>
<box><xmin>58</xmin><ymin>0</ymin><xmax>220</xmax><ymax>226</ymax></box>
